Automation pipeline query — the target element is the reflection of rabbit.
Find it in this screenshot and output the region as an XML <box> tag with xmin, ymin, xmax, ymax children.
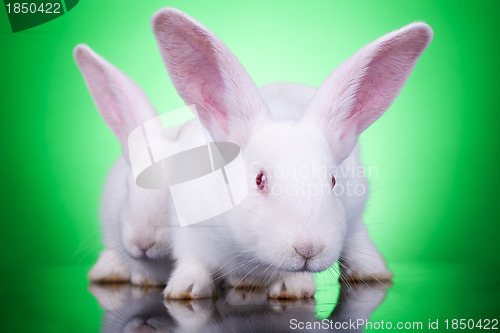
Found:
<box><xmin>90</xmin><ymin>282</ymin><xmax>390</xmax><ymax>332</ymax></box>
<box><xmin>75</xmin><ymin>8</ymin><xmax>432</xmax><ymax>299</ymax></box>
<box><xmin>89</xmin><ymin>284</ymin><xmax>173</xmax><ymax>332</ymax></box>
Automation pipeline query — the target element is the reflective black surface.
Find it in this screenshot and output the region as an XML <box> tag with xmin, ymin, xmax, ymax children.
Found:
<box><xmin>90</xmin><ymin>281</ymin><xmax>390</xmax><ymax>332</ymax></box>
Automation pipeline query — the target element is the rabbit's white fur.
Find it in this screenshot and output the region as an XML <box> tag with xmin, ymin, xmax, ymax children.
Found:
<box><xmin>76</xmin><ymin>8</ymin><xmax>432</xmax><ymax>299</ymax></box>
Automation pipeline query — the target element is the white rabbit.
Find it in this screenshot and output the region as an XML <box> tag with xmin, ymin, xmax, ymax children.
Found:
<box><xmin>75</xmin><ymin>8</ymin><xmax>432</xmax><ymax>299</ymax></box>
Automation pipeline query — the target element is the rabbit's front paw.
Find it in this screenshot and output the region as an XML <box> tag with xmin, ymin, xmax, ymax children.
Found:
<box><xmin>88</xmin><ymin>249</ymin><xmax>131</xmax><ymax>282</ymax></box>
<box><xmin>340</xmin><ymin>253</ymin><xmax>393</xmax><ymax>282</ymax></box>
<box><xmin>268</xmin><ymin>272</ymin><xmax>316</xmax><ymax>299</ymax></box>
<box><xmin>164</xmin><ymin>268</ymin><xmax>216</xmax><ymax>299</ymax></box>
<box><xmin>341</xmin><ymin>220</ymin><xmax>394</xmax><ymax>283</ymax></box>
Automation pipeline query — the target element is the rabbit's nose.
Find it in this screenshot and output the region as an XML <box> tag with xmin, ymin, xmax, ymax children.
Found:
<box><xmin>294</xmin><ymin>244</ymin><xmax>323</xmax><ymax>259</ymax></box>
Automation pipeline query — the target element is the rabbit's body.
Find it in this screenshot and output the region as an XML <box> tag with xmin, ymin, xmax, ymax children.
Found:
<box><xmin>77</xmin><ymin>8</ymin><xmax>432</xmax><ymax>299</ymax></box>
<box><xmin>89</xmin><ymin>82</ymin><xmax>383</xmax><ymax>296</ymax></box>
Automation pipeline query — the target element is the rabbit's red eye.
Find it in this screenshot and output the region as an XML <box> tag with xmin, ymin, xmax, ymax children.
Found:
<box><xmin>331</xmin><ymin>175</ymin><xmax>336</xmax><ymax>189</ymax></box>
<box><xmin>256</xmin><ymin>171</ymin><xmax>267</xmax><ymax>191</ymax></box>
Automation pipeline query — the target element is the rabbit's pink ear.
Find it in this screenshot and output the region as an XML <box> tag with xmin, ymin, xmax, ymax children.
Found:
<box><xmin>74</xmin><ymin>45</ymin><xmax>157</xmax><ymax>159</ymax></box>
<box><xmin>152</xmin><ymin>8</ymin><xmax>266</xmax><ymax>143</ymax></box>
<box><xmin>306</xmin><ymin>23</ymin><xmax>433</xmax><ymax>161</ymax></box>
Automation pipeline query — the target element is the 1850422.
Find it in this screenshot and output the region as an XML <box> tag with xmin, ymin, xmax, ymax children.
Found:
<box><xmin>444</xmin><ymin>319</ymin><xmax>498</xmax><ymax>330</ymax></box>
<box><xmin>6</xmin><ymin>2</ymin><xmax>61</xmax><ymax>14</ymax></box>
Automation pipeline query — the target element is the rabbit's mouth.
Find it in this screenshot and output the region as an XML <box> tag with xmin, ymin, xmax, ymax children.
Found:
<box><xmin>300</xmin><ymin>259</ymin><xmax>316</xmax><ymax>272</ymax></box>
<box><xmin>297</xmin><ymin>258</ymin><xmax>331</xmax><ymax>273</ymax></box>
<box><xmin>124</xmin><ymin>242</ymin><xmax>168</xmax><ymax>260</ymax></box>
<box><xmin>272</xmin><ymin>255</ymin><xmax>334</xmax><ymax>273</ymax></box>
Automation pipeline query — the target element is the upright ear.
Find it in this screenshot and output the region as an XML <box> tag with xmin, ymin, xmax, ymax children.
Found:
<box><xmin>306</xmin><ymin>23</ymin><xmax>433</xmax><ymax>162</ymax></box>
<box><xmin>74</xmin><ymin>45</ymin><xmax>158</xmax><ymax>160</ymax></box>
<box><xmin>151</xmin><ymin>8</ymin><xmax>266</xmax><ymax>144</ymax></box>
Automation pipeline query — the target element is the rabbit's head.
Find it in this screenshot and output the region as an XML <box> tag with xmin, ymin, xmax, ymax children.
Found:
<box><xmin>151</xmin><ymin>9</ymin><xmax>432</xmax><ymax>272</ymax></box>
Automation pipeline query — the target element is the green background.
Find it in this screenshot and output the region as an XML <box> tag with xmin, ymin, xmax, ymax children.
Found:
<box><xmin>1</xmin><ymin>0</ymin><xmax>499</xmax><ymax>331</ymax></box>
